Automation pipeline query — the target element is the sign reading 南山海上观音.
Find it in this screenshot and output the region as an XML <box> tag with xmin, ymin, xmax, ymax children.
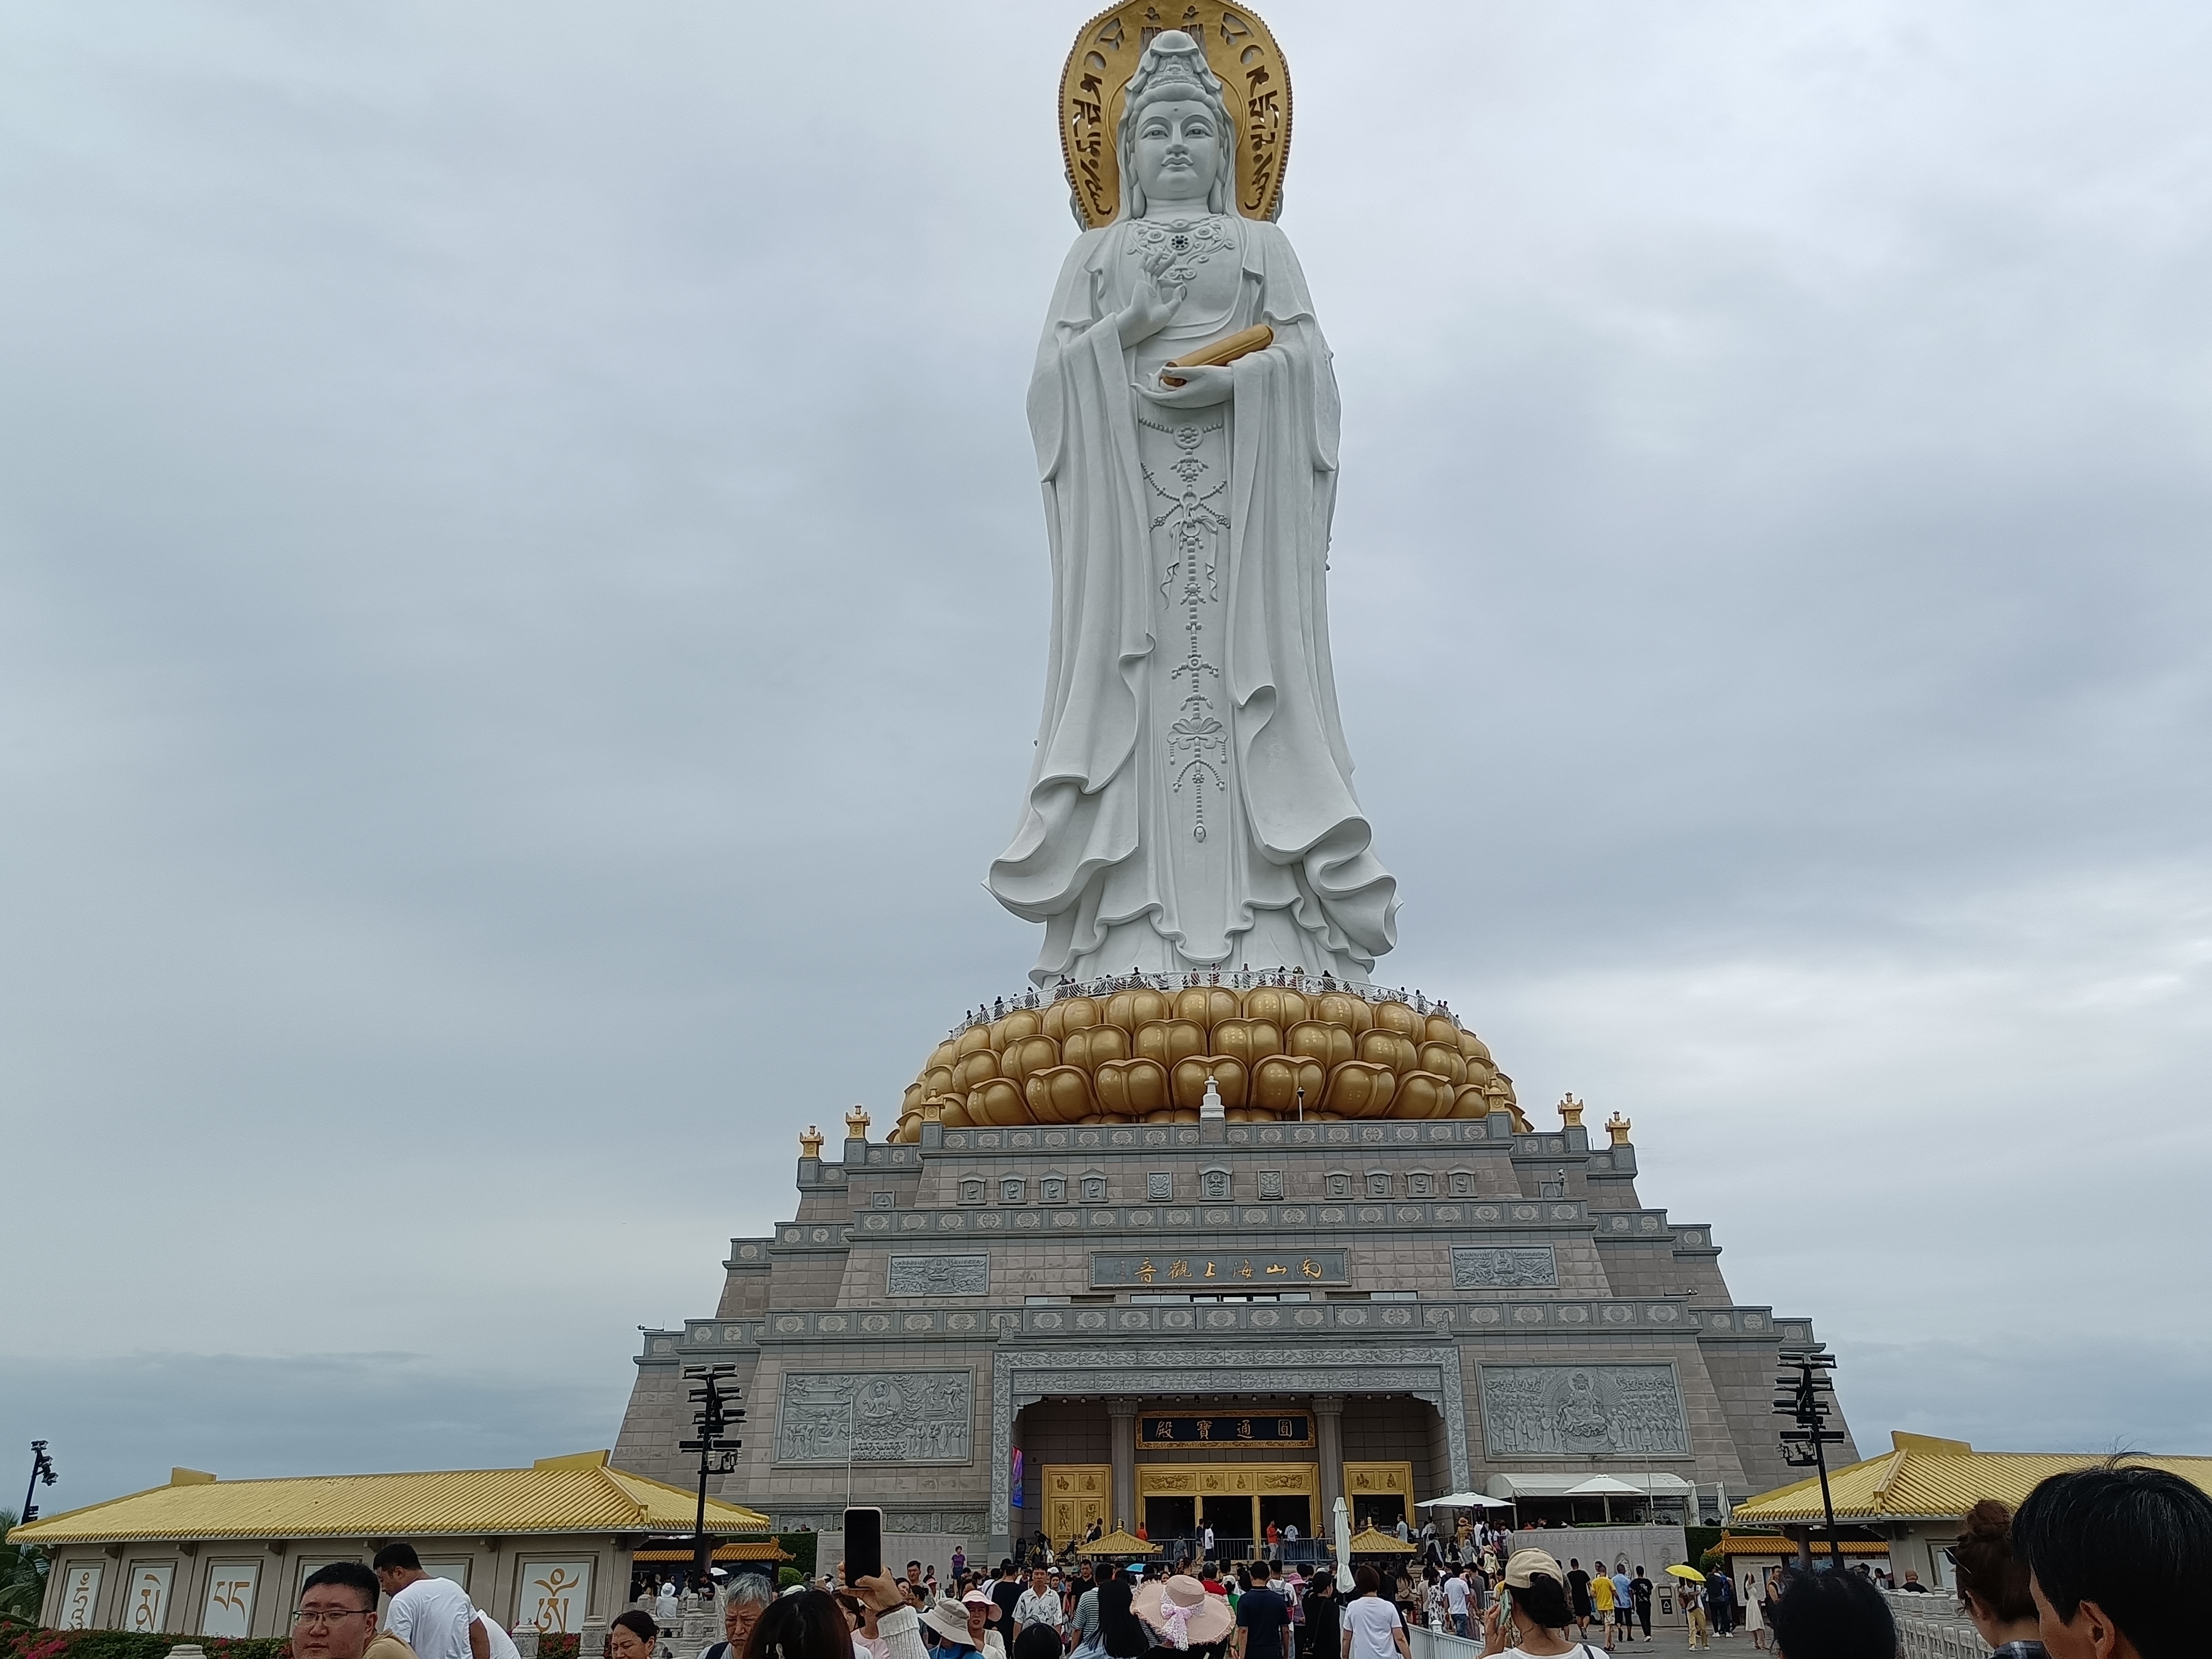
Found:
<box><xmin>1091</xmin><ymin>1249</ymin><xmax>1347</xmax><ymax>1287</ymax></box>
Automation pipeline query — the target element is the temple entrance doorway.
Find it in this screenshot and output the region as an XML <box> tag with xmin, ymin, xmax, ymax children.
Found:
<box><xmin>1258</xmin><ymin>1494</ymin><xmax>1312</xmax><ymax>1540</ymax></box>
<box><xmin>1144</xmin><ymin>1494</ymin><xmax>1196</xmax><ymax>1541</ymax></box>
<box><xmin>1136</xmin><ymin>1462</ymin><xmax>1318</xmax><ymax>1562</ymax></box>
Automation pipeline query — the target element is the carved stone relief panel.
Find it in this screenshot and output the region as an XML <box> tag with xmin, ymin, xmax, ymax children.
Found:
<box><xmin>1479</xmin><ymin>1364</ymin><xmax>1689</xmax><ymax>1458</ymax></box>
<box><xmin>776</xmin><ymin>1370</ymin><xmax>973</xmax><ymax>1464</ymax></box>
<box><xmin>888</xmin><ymin>1254</ymin><xmax>990</xmax><ymax>1297</ymax></box>
<box><xmin>1257</xmin><ymin>1170</ymin><xmax>1285</xmax><ymax>1201</ymax></box>
<box><xmin>1450</xmin><ymin>1247</ymin><xmax>1559</xmax><ymax>1290</ymax></box>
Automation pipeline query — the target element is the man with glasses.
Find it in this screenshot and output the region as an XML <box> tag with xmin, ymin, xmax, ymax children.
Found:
<box><xmin>295</xmin><ymin>1563</ymin><xmax>415</xmax><ymax>1659</ymax></box>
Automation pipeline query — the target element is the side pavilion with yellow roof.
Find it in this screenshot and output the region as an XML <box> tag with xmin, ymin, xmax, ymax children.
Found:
<box><xmin>1729</xmin><ymin>1432</ymin><xmax>2212</xmax><ymax>1591</ymax></box>
<box><xmin>6</xmin><ymin>1451</ymin><xmax>770</xmax><ymax>1639</ymax></box>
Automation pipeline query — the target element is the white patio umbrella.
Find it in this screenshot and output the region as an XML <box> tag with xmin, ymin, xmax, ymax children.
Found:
<box><xmin>1332</xmin><ymin>1496</ymin><xmax>1355</xmax><ymax>1592</ymax></box>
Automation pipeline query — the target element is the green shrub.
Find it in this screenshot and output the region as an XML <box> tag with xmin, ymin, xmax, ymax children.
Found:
<box><xmin>776</xmin><ymin>1570</ymin><xmax>802</xmax><ymax>1591</ymax></box>
<box><xmin>0</xmin><ymin>1632</ymin><xmax>289</xmax><ymax>1659</ymax></box>
<box><xmin>774</xmin><ymin>1536</ymin><xmax>816</xmax><ymax>1579</ymax></box>
<box><xmin>538</xmin><ymin>1635</ymin><xmax>579</xmax><ymax>1659</ymax></box>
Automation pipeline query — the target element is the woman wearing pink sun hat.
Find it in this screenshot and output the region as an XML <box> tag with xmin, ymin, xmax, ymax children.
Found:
<box><xmin>1133</xmin><ymin>1576</ymin><xmax>1235</xmax><ymax>1651</ymax></box>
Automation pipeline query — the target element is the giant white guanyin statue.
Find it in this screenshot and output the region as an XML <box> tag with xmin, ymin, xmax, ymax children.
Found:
<box><xmin>988</xmin><ymin>26</ymin><xmax>1399</xmax><ymax>988</ymax></box>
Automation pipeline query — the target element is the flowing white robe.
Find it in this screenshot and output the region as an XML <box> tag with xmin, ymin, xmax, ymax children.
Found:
<box><xmin>988</xmin><ymin>212</ymin><xmax>1398</xmax><ymax>985</ymax></box>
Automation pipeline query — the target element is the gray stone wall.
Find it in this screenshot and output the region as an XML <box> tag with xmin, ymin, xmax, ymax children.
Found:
<box><xmin>617</xmin><ymin>1116</ymin><xmax>1849</xmax><ymax>1542</ymax></box>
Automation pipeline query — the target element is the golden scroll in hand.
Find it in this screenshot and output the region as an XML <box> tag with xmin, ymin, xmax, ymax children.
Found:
<box><xmin>1160</xmin><ymin>325</ymin><xmax>1274</xmax><ymax>387</ymax></box>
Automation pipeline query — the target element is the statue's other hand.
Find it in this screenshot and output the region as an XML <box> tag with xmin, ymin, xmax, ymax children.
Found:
<box><xmin>1117</xmin><ymin>277</ymin><xmax>1186</xmax><ymax>348</ymax></box>
<box><xmin>1136</xmin><ymin>362</ymin><xmax>1234</xmax><ymax>408</ymax></box>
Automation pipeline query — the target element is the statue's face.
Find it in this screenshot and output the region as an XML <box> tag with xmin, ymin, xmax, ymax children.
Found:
<box><xmin>1131</xmin><ymin>97</ymin><xmax>1222</xmax><ymax>208</ymax></box>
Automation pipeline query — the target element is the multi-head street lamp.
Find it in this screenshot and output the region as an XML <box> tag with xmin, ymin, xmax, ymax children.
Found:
<box><xmin>20</xmin><ymin>1441</ymin><xmax>57</xmax><ymax>1528</ymax></box>
<box><xmin>679</xmin><ymin>1366</ymin><xmax>745</xmax><ymax>1591</ymax></box>
<box><xmin>1771</xmin><ymin>1352</ymin><xmax>1847</xmax><ymax>1567</ymax></box>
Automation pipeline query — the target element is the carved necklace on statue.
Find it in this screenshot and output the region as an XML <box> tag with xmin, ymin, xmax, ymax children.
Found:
<box><xmin>1127</xmin><ymin>214</ymin><xmax>1235</xmax><ymax>286</ymax></box>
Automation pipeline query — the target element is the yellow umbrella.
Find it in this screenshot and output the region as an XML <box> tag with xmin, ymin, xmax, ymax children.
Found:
<box><xmin>1666</xmin><ymin>1565</ymin><xmax>1706</xmax><ymax>1583</ymax></box>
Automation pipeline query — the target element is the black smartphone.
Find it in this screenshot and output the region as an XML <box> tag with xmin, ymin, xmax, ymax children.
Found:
<box><xmin>844</xmin><ymin>1506</ymin><xmax>883</xmax><ymax>1586</ymax></box>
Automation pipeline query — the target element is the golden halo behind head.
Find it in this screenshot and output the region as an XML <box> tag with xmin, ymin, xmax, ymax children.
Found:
<box><xmin>1060</xmin><ymin>4</ymin><xmax>1291</xmax><ymax>229</ymax></box>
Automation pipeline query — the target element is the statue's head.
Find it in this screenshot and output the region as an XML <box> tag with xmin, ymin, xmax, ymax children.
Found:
<box><xmin>1116</xmin><ymin>30</ymin><xmax>1233</xmax><ymax>218</ymax></box>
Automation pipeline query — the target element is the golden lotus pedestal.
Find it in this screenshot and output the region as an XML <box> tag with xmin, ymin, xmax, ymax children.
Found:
<box><xmin>890</xmin><ymin>981</ymin><xmax>1531</xmax><ymax>1139</ymax></box>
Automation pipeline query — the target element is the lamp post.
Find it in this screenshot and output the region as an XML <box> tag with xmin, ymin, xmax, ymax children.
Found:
<box><xmin>679</xmin><ymin>1367</ymin><xmax>744</xmax><ymax>1592</ymax></box>
<box><xmin>20</xmin><ymin>1441</ymin><xmax>57</xmax><ymax>1528</ymax></box>
<box><xmin>1771</xmin><ymin>1353</ymin><xmax>1847</xmax><ymax>1569</ymax></box>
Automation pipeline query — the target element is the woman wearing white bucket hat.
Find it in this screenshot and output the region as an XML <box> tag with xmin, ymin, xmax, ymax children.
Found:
<box><xmin>919</xmin><ymin>1593</ymin><xmax>1008</xmax><ymax>1659</ymax></box>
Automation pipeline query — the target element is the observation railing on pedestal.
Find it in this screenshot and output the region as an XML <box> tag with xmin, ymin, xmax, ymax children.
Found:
<box><xmin>950</xmin><ymin>971</ymin><xmax>1461</xmax><ymax>1036</ymax></box>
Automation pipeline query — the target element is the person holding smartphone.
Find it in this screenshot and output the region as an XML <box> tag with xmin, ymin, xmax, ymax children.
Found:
<box><xmin>1478</xmin><ymin>1551</ymin><xmax>1587</xmax><ymax>1659</ymax></box>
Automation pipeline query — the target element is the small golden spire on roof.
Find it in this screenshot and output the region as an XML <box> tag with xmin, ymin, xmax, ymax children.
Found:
<box><xmin>919</xmin><ymin>1098</ymin><xmax>945</xmax><ymax>1124</ymax></box>
<box><xmin>798</xmin><ymin>1125</ymin><xmax>825</xmax><ymax>1159</ymax></box>
<box><xmin>1605</xmin><ymin>1111</ymin><xmax>1632</xmax><ymax>1146</ymax></box>
<box><xmin>844</xmin><ymin>1104</ymin><xmax>872</xmax><ymax>1140</ymax></box>
<box><xmin>1557</xmin><ymin>1093</ymin><xmax>1585</xmax><ymax>1128</ymax></box>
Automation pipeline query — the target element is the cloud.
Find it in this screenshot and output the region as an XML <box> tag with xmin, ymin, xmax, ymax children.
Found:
<box><xmin>1</xmin><ymin>0</ymin><xmax>2207</xmax><ymax>1507</ymax></box>
<box><xmin>0</xmin><ymin>1353</ymin><xmax>621</xmax><ymax>1511</ymax></box>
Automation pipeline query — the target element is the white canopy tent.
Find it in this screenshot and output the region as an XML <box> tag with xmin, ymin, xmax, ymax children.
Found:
<box><xmin>1487</xmin><ymin>1472</ymin><xmax>1695</xmax><ymax>1521</ymax></box>
<box><xmin>1416</xmin><ymin>1492</ymin><xmax>1516</xmax><ymax>1509</ymax></box>
<box><xmin>1566</xmin><ymin>1475</ymin><xmax>1651</xmax><ymax>1523</ymax></box>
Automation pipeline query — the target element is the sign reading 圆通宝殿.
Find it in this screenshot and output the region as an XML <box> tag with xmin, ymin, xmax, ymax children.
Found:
<box><xmin>1090</xmin><ymin>1248</ymin><xmax>1347</xmax><ymax>1287</ymax></box>
<box><xmin>1138</xmin><ymin>1411</ymin><xmax>1313</xmax><ymax>1449</ymax></box>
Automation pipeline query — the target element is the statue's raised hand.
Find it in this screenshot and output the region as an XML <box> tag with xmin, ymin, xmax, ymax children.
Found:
<box><xmin>1118</xmin><ymin>268</ymin><xmax>1186</xmax><ymax>348</ymax></box>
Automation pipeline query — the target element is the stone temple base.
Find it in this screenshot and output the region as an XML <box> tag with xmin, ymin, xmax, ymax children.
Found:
<box><xmin>613</xmin><ymin>989</ymin><xmax>1851</xmax><ymax>1564</ymax></box>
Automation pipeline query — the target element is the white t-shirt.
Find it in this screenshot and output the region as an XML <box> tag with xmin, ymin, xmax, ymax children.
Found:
<box><xmin>476</xmin><ymin>1612</ymin><xmax>521</xmax><ymax>1659</ymax></box>
<box><xmin>387</xmin><ymin>1575</ymin><xmax>477</xmax><ymax>1659</ymax></box>
<box><xmin>1343</xmin><ymin>1596</ymin><xmax>1403</xmax><ymax>1659</ymax></box>
<box><xmin>1443</xmin><ymin>1578</ymin><xmax>1470</xmax><ymax>1616</ymax></box>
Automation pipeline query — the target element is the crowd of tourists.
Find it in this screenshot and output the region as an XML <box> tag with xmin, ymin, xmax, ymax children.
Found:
<box><xmin>276</xmin><ymin>1462</ymin><xmax>2204</xmax><ymax>1659</ymax></box>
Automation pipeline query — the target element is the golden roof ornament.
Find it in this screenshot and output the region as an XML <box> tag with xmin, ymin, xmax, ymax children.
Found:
<box><xmin>798</xmin><ymin>1125</ymin><xmax>825</xmax><ymax>1159</ymax></box>
<box><xmin>1059</xmin><ymin>4</ymin><xmax>1291</xmax><ymax>229</ymax></box>
<box><xmin>843</xmin><ymin>1105</ymin><xmax>872</xmax><ymax>1140</ymax></box>
<box><xmin>1557</xmin><ymin>1093</ymin><xmax>1585</xmax><ymax>1129</ymax></box>
<box><xmin>1605</xmin><ymin>1112</ymin><xmax>1633</xmax><ymax>1146</ymax></box>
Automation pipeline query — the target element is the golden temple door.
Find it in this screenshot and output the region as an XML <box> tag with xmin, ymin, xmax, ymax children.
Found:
<box><xmin>1040</xmin><ymin>1464</ymin><xmax>1112</xmax><ymax>1547</ymax></box>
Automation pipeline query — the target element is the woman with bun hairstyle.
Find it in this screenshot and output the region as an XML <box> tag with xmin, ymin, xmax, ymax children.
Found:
<box><xmin>1950</xmin><ymin>1500</ymin><xmax>2043</xmax><ymax>1659</ymax></box>
<box><xmin>1478</xmin><ymin>1551</ymin><xmax>1588</xmax><ymax>1659</ymax></box>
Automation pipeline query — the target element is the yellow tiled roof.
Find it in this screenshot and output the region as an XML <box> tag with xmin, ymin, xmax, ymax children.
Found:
<box><xmin>6</xmin><ymin>1451</ymin><xmax>770</xmax><ymax>1545</ymax></box>
<box><xmin>1346</xmin><ymin>1527</ymin><xmax>1418</xmax><ymax>1553</ymax></box>
<box><xmin>1733</xmin><ymin>1433</ymin><xmax>2212</xmax><ymax>1526</ymax></box>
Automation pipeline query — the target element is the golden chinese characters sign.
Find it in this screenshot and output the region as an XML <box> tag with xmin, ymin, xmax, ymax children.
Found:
<box><xmin>1139</xmin><ymin>1412</ymin><xmax>1312</xmax><ymax>1449</ymax></box>
<box><xmin>1059</xmin><ymin>3</ymin><xmax>1291</xmax><ymax>228</ymax></box>
<box><xmin>1090</xmin><ymin>1248</ymin><xmax>1347</xmax><ymax>1287</ymax></box>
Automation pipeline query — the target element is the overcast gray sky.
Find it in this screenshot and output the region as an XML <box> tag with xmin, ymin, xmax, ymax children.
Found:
<box><xmin>3</xmin><ymin>0</ymin><xmax>2208</xmax><ymax>1509</ymax></box>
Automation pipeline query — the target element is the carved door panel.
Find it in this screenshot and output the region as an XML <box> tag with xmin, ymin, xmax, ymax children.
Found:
<box><xmin>1041</xmin><ymin>1464</ymin><xmax>1112</xmax><ymax>1547</ymax></box>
